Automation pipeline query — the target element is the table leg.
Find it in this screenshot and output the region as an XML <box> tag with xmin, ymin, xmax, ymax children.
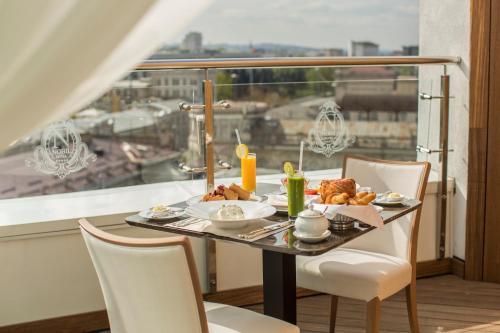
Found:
<box><xmin>262</xmin><ymin>250</ymin><xmax>297</xmax><ymax>324</ymax></box>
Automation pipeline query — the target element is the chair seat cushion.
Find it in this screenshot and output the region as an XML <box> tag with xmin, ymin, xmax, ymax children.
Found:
<box><xmin>296</xmin><ymin>248</ymin><xmax>411</xmax><ymax>302</ymax></box>
<box><xmin>205</xmin><ymin>302</ymin><xmax>299</xmax><ymax>333</ymax></box>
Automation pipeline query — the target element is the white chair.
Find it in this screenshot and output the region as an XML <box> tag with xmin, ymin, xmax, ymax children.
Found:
<box><xmin>296</xmin><ymin>155</ymin><xmax>430</xmax><ymax>333</ymax></box>
<box><xmin>79</xmin><ymin>219</ymin><xmax>299</xmax><ymax>333</ymax></box>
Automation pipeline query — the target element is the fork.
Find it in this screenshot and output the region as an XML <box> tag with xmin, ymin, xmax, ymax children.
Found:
<box><xmin>167</xmin><ymin>217</ymin><xmax>203</xmax><ymax>227</ymax></box>
<box><xmin>238</xmin><ymin>221</ymin><xmax>291</xmax><ymax>239</ymax></box>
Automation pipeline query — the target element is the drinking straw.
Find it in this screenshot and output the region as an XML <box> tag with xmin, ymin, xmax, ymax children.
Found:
<box><xmin>299</xmin><ymin>140</ymin><xmax>304</xmax><ymax>173</ymax></box>
<box><xmin>235</xmin><ymin>129</ymin><xmax>242</xmax><ymax>145</ymax></box>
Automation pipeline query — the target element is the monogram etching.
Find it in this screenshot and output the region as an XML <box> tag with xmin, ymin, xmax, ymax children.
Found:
<box><xmin>26</xmin><ymin>121</ymin><xmax>96</xmax><ymax>178</ymax></box>
<box><xmin>307</xmin><ymin>101</ymin><xmax>355</xmax><ymax>158</ymax></box>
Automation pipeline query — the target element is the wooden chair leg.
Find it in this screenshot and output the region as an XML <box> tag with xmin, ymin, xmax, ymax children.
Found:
<box><xmin>405</xmin><ymin>281</ymin><xmax>420</xmax><ymax>333</ymax></box>
<box><xmin>366</xmin><ymin>297</ymin><xmax>380</xmax><ymax>333</ymax></box>
<box><xmin>329</xmin><ymin>295</ymin><xmax>339</xmax><ymax>333</ymax></box>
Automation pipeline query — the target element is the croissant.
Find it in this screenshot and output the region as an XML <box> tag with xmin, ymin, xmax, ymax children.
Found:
<box><xmin>202</xmin><ymin>194</ymin><xmax>225</xmax><ymax>202</ymax></box>
<box><xmin>348</xmin><ymin>192</ymin><xmax>376</xmax><ymax>205</ymax></box>
<box><xmin>330</xmin><ymin>193</ymin><xmax>350</xmax><ymax>204</ymax></box>
<box><xmin>355</xmin><ymin>191</ymin><xmax>368</xmax><ymax>199</ymax></box>
<box><xmin>223</xmin><ymin>187</ymin><xmax>239</xmax><ymax>200</ymax></box>
<box><xmin>229</xmin><ymin>183</ymin><xmax>251</xmax><ymax>200</ymax></box>
<box><xmin>320</xmin><ymin>178</ymin><xmax>357</xmax><ymax>201</ymax></box>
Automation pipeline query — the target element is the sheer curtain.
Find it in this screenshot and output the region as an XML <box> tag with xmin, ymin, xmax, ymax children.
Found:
<box><xmin>0</xmin><ymin>0</ymin><xmax>211</xmax><ymax>149</ymax></box>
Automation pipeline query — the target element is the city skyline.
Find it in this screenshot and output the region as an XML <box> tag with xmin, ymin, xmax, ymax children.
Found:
<box><xmin>174</xmin><ymin>0</ymin><xmax>419</xmax><ymax>50</ymax></box>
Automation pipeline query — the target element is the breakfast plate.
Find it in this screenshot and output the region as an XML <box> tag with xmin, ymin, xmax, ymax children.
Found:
<box><xmin>373</xmin><ymin>194</ymin><xmax>406</xmax><ymax>206</ymax></box>
<box><xmin>186</xmin><ymin>193</ymin><xmax>264</xmax><ymax>206</ymax></box>
<box><xmin>138</xmin><ymin>205</ymin><xmax>185</xmax><ymax>220</ymax></box>
<box><xmin>185</xmin><ymin>200</ymin><xmax>276</xmax><ymax>229</ymax></box>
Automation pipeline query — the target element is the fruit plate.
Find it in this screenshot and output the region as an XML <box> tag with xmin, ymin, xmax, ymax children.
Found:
<box><xmin>185</xmin><ymin>200</ymin><xmax>276</xmax><ymax>229</ymax></box>
<box><xmin>186</xmin><ymin>194</ymin><xmax>264</xmax><ymax>206</ymax></box>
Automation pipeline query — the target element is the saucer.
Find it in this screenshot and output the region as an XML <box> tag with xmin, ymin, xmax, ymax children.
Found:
<box><xmin>293</xmin><ymin>230</ymin><xmax>331</xmax><ymax>243</ymax></box>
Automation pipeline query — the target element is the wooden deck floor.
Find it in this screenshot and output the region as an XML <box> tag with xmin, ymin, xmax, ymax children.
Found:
<box><xmin>246</xmin><ymin>275</ymin><xmax>500</xmax><ymax>333</ymax></box>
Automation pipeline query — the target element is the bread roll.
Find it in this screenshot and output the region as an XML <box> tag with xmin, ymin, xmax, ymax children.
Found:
<box><xmin>320</xmin><ymin>178</ymin><xmax>356</xmax><ymax>199</ymax></box>
<box><xmin>355</xmin><ymin>191</ymin><xmax>368</xmax><ymax>199</ymax></box>
<box><xmin>202</xmin><ymin>194</ymin><xmax>225</xmax><ymax>202</ymax></box>
<box><xmin>330</xmin><ymin>193</ymin><xmax>349</xmax><ymax>204</ymax></box>
<box><xmin>223</xmin><ymin>187</ymin><xmax>239</xmax><ymax>200</ymax></box>
<box><xmin>348</xmin><ymin>192</ymin><xmax>376</xmax><ymax>205</ymax></box>
<box><xmin>330</xmin><ymin>178</ymin><xmax>356</xmax><ymax>197</ymax></box>
<box><xmin>229</xmin><ymin>183</ymin><xmax>251</xmax><ymax>200</ymax></box>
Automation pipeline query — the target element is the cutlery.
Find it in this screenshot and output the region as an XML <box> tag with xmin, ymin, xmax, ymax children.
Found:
<box><xmin>238</xmin><ymin>221</ymin><xmax>291</xmax><ymax>239</ymax></box>
<box><xmin>168</xmin><ymin>217</ymin><xmax>203</xmax><ymax>227</ymax></box>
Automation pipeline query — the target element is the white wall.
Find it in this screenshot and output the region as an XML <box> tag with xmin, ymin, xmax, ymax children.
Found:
<box><xmin>418</xmin><ymin>0</ymin><xmax>470</xmax><ymax>259</ymax></box>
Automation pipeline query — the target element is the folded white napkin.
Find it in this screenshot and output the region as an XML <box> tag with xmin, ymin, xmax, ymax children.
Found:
<box><xmin>336</xmin><ymin>205</ymin><xmax>384</xmax><ymax>227</ymax></box>
<box><xmin>312</xmin><ymin>203</ymin><xmax>384</xmax><ymax>228</ymax></box>
<box><xmin>266</xmin><ymin>194</ymin><xmax>288</xmax><ymax>208</ymax></box>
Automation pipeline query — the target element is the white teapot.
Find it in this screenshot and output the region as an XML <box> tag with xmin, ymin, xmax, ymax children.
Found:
<box><xmin>294</xmin><ymin>208</ymin><xmax>329</xmax><ymax>237</ymax></box>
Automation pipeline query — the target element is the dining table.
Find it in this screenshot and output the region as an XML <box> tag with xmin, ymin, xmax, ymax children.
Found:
<box><xmin>125</xmin><ymin>183</ymin><xmax>421</xmax><ymax>325</ymax></box>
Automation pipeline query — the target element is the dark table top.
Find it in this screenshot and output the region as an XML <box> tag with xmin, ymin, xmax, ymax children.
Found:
<box><xmin>125</xmin><ymin>183</ymin><xmax>421</xmax><ymax>256</ymax></box>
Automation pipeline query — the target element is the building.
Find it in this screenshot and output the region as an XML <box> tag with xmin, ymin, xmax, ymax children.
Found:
<box><xmin>111</xmin><ymin>79</ymin><xmax>152</xmax><ymax>103</ymax></box>
<box><xmin>181</xmin><ymin>31</ymin><xmax>202</xmax><ymax>53</ymax></box>
<box><xmin>150</xmin><ymin>70</ymin><xmax>212</xmax><ymax>101</ymax></box>
<box><xmin>403</xmin><ymin>45</ymin><xmax>419</xmax><ymax>56</ymax></box>
<box><xmin>349</xmin><ymin>41</ymin><xmax>379</xmax><ymax>56</ymax></box>
<box><xmin>318</xmin><ymin>48</ymin><xmax>346</xmax><ymax>57</ymax></box>
<box><xmin>335</xmin><ymin>67</ymin><xmax>398</xmax><ymax>100</ymax></box>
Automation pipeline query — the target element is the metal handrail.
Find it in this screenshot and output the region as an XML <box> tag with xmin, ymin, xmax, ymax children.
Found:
<box><xmin>136</xmin><ymin>56</ymin><xmax>460</xmax><ymax>70</ymax></box>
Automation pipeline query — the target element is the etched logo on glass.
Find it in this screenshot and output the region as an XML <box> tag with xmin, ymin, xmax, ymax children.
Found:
<box><xmin>307</xmin><ymin>101</ymin><xmax>355</xmax><ymax>158</ymax></box>
<box><xmin>26</xmin><ymin>121</ymin><xmax>96</xmax><ymax>178</ymax></box>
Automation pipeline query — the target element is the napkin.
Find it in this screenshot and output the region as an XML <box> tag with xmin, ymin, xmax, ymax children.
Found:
<box><xmin>312</xmin><ymin>203</ymin><xmax>384</xmax><ymax>228</ymax></box>
<box><xmin>266</xmin><ymin>194</ymin><xmax>288</xmax><ymax>208</ymax></box>
<box><xmin>168</xmin><ymin>218</ymin><xmax>292</xmax><ymax>242</ymax></box>
<box><xmin>336</xmin><ymin>205</ymin><xmax>384</xmax><ymax>228</ymax></box>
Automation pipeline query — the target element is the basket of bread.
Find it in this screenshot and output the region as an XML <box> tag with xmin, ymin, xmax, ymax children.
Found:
<box><xmin>320</xmin><ymin>178</ymin><xmax>376</xmax><ymax>205</ymax></box>
<box><xmin>316</xmin><ymin>178</ymin><xmax>377</xmax><ymax>224</ymax></box>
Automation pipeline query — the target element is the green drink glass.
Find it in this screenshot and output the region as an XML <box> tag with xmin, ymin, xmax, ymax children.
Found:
<box><xmin>287</xmin><ymin>171</ymin><xmax>305</xmax><ymax>219</ymax></box>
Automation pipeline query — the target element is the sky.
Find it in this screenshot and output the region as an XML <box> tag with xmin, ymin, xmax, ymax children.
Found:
<box><xmin>175</xmin><ymin>0</ymin><xmax>419</xmax><ymax>50</ymax></box>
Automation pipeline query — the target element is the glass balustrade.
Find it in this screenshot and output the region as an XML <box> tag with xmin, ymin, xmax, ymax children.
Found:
<box><xmin>0</xmin><ymin>63</ymin><xmax>447</xmax><ymax>200</ymax></box>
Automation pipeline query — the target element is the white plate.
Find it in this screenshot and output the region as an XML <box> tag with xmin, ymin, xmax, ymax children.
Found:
<box><xmin>186</xmin><ymin>193</ymin><xmax>264</xmax><ymax>206</ymax></box>
<box><xmin>138</xmin><ymin>206</ymin><xmax>185</xmax><ymax>220</ymax></box>
<box><xmin>265</xmin><ymin>194</ymin><xmax>319</xmax><ymax>213</ymax></box>
<box><xmin>373</xmin><ymin>195</ymin><xmax>406</xmax><ymax>206</ymax></box>
<box><xmin>185</xmin><ymin>200</ymin><xmax>276</xmax><ymax>229</ymax></box>
<box><xmin>293</xmin><ymin>230</ymin><xmax>331</xmax><ymax>243</ymax></box>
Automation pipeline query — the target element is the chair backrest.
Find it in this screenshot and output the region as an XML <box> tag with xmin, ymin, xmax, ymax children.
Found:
<box><xmin>341</xmin><ymin>155</ymin><xmax>430</xmax><ymax>268</ymax></box>
<box><xmin>79</xmin><ymin>219</ymin><xmax>208</xmax><ymax>333</ymax></box>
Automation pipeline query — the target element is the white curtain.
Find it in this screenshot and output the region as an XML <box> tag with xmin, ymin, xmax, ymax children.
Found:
<box><xmin>0</xmin><ymin>0</ymin><xmax>212</xmax><ymax>149</ymax></box>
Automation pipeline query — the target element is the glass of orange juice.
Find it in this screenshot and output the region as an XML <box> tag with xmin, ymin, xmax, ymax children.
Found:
<box><xmin>241</xmin><ymin>153</ymin><xmax>256</xmax><ymax>192</ymax></box>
